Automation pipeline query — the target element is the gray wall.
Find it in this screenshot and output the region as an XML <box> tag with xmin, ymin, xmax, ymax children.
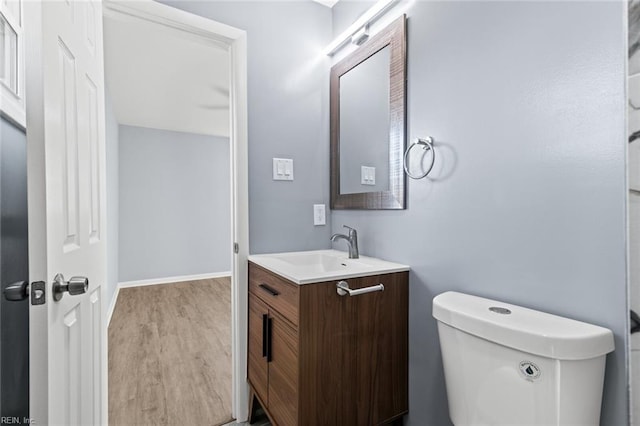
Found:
<box><xmin>105</xmin><ymin>91</ymin><xmax>119</xmax><ymax>306</ymax></box>
<box><xmin>332</xmin><ymin>2</ymin><xmax>628</xmax><ymax>425</ymax></box>
<box><xmin>118</xmin><ymin>125</ymin><xmax>231</xmax><ymax>282</ymax></box>
<box><xmin>159</xmin><ymin>0</ymin><xmax>333</xmax><ymax>254</ymax></box>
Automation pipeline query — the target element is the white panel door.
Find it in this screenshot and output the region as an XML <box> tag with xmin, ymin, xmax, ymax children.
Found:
<box><xmin>25</xmin><ymin>0</ymin><xmax>107</xmax><ymax>424</ymax></box>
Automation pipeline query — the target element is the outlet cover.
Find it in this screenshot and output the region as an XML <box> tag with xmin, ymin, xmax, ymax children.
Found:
<box><xmin>313</xmin><ymin>204</ymin><xmax>326</xmax><ymax>226</ymax></box>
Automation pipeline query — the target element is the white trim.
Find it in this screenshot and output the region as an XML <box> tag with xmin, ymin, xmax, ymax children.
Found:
<box><xmin>102</xmin><ymin>1</ymin><xmax>249</xmax><ymax>422</ymax></box>
<box><xmin>0</xmin><ymin>0</ymin><xmax>26</xmax><ymax>129</ymax></box>
<box><xmin>24</xmin><ymin>4</ymin><xmax>47</xmax><ymax>423</ymax></box>
<box><xmin>229</xmin><ymin>30</ymin><xmax>249</xmax><ymax>423</ymax></box>
<box><xmin>119</xmin><ymin>271</ymin><xmax>232</xmax><ymax>288</ymax></box>
<box><xmin>106</xmin><ymin>285</ymin><xmax>120</xmax><ymax>328</ymax></box>
<box><xmin>103</xmin><ymin>0</ymin><xmax>242</xmax><ymax>46</ymax></box>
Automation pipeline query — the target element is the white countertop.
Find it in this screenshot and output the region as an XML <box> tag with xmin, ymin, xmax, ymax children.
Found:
<box><xmin>248</xmin><ymin>249</ymin><xmax>410</xmax><ymax>284</ymax></box>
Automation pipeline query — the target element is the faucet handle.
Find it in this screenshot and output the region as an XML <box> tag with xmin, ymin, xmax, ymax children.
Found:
<box><xmin>343</xmin><ymin>225</ymin><xmax>357</xmax><ymax>235</ymax></box>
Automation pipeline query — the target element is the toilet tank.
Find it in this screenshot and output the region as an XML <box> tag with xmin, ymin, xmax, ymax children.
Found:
<box><xmin>432</xmin><ymin>291</ymin><xmax>615</xmax><ymax>426</ymax></box>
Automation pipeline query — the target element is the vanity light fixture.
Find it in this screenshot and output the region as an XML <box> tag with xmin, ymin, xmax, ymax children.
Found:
<box><xmin>323</xmin><ymin>0</ymin><xmax>397</xmax><ymax>56</ymax></box>
<box><xmin>350</xmin><ymin>25</ymin><xmax>370</xmax><ymax>46</ymax></box>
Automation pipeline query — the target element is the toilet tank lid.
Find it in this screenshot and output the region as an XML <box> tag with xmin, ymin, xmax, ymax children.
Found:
<box><xmin>432</xmin><ymin>291</ymin><xmax>614</xmax><ymax>360</ymax></box>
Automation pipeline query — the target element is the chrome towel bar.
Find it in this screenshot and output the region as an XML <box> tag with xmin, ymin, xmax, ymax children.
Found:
<box><xmin>336</xmin><ymin>280</ymin><xmax>384</xmax><ymax>297</ymax></box>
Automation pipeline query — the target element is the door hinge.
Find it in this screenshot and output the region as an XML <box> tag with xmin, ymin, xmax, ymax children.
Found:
<box><xmin>234</xmin><ymin>242</ymin><xmax>239</xmax><ymax>254</ymax></box>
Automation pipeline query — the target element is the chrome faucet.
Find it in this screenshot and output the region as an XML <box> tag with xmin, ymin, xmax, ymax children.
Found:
<box><xmin>331</xmin><ymin>225</ymin><xmax>359</xmax><ymax>259</ymax></box>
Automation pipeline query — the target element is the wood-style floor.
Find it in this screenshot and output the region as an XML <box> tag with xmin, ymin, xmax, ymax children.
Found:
<box><xmin>109</xmin><ymin>278</ymin><xmax>232</xmax><ymax>426</ymax></box>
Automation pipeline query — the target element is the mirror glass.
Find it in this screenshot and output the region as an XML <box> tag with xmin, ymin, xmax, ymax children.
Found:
<box><xmin>330</xmin><ymin>15</ymin><xmax>406</xmax><ymax>210</ymax></box>
<box><xmin>339</xmin><ymin>46</ymin><xmax>390</xmax><ymax>194</ymax></box>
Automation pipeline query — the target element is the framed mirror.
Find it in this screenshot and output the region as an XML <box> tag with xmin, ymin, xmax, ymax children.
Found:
<box><xmin>330</xmin><ymin>15</ymin><xmax>406</xmax><ymax>210</ymax></box>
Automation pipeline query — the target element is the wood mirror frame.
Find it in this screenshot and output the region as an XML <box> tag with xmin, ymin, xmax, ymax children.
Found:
<box><xmin>330</xmin><ymin>15</ymin><xmax>407</xmax><ymax>210</ymax></box>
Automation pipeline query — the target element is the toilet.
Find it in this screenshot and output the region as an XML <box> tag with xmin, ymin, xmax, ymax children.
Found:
<box><xmin>432</xmin><ymin>291</ymin><xmax>615</xmax><ymax>426</ymax></box>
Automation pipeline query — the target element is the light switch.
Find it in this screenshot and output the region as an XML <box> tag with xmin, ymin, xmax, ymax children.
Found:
<box><xmin>361</xmin><ymin>166</ymin><xmax>376</xmax><ymax>185</ymax></box>
<box><xmin>313</xmin><ymin>204</ymin><xmax>326</xmax><ymax>226</ymax></box>
<box><xmin>273</xmin><ymin>158</ymin><xmax>294</xmax><ymax>181</ymax></box>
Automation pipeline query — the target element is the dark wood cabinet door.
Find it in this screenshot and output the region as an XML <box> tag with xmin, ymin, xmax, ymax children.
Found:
<box><xmin>248</xmin><ymin>294</ymin><xmax>269</xmax><ymax>405</ymax></box>
<box><xmin>267</xmin><ymin>310</ymin><xmax>299</xmax><ymax>426</ymax></box>
<box><xmin>341</xmin><ymin>273</ymin><xmax>409</xmax><ymax>425</ymax></box>
<box><xmin>298</xmin><ymin>281</ymin><xmax>344</xmax><ymax>426</ymax></box>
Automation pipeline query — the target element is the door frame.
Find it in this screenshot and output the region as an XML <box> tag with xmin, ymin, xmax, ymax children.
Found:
<box><xmin>102</xmin><ymin>1</ymin><xmax>249</xmax><ymax>421</ymax></box>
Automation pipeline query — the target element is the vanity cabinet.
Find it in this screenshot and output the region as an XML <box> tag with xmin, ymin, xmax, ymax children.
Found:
<box><xmin>248</xmin><ymin>262</ymin><xmax>408</xmax><ymax>426</ymax></box>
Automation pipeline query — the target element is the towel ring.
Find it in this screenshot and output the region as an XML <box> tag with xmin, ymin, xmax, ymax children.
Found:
<box><xmin>403</xmin><ymin>137</ymin><xmax>435</xmax><ymax>180</ymax></box>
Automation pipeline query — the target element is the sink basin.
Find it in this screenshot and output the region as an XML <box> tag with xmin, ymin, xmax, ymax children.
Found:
<box><xmin>275</xmin><ymin>252</ymin><xmax>365</xmax><ymax>271</ymax></box>
<box><xmin>248</xmin><ymin>249</ymin><xmax>410</xmax><ymax>284</ymax></box>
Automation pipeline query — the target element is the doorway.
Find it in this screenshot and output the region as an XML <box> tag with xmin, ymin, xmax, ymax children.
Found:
<box><xmin>102</xmin><ymin>1</ymin><xmax>248</xmax><ymax>423</ymax></box>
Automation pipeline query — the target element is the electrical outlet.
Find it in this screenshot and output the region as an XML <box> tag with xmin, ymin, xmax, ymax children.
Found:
<box><xmin>313</xmin><ymin>204</ymin><xmax>326</xmax><ymax>226</ymax></box>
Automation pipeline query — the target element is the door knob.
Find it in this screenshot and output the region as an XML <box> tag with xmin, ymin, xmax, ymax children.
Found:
<box><xmin>52</xmin><ymin>273</ymin><xmax>88</xmax><ymax>301</ymax></box>
<box><xmin>4</xmin><ymin>281</ymin><xmax>28</xmax><ymax>301</ymax></box>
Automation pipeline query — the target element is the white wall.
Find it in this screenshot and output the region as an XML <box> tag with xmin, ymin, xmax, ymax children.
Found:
<box><xmin>118</xmin><ymin>125</ymin><xmax>231</xmax><ymax>283</ymax></box>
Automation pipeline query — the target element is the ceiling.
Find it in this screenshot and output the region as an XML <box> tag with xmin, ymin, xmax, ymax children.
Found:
<box><xmin>103</xmin><ymin>13</ymin><xmax>230</xmax><ymax>137</ymax></box>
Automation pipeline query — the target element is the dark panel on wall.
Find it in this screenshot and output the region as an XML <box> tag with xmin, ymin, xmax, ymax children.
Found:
<box><xmin>0</xmin><ymin>117</ymin><xmax>29</xmax><ymax>418</ymax></box>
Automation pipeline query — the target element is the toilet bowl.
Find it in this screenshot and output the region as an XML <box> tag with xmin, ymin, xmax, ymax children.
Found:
<box><xmin>432</xmin><ymin>291</ymin><xmax>614</xmax><ymax>426</ymax></box>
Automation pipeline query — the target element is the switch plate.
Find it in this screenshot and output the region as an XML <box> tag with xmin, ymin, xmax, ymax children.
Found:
<box><xmin>313</xmin><ymin>204</ymin><xmax>326</xmax><ymax>226</ymax></box>
<box><xmin>361</xmin><ymin>166</ymin><xmax>376</xmax><ymax>185</ymax></box>
<box><xmin>273</xmin><ymin>158</ymin><xmax>294</xmax><ymax>181</ymax></box>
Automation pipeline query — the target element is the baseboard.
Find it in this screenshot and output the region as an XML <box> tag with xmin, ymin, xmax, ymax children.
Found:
<box><xmin>118</xmin><ymin>271</ymin><xmax>232</xmax><ymax>289</ymax></box>
<box><xmin>106</xmin><ymin>285</ymin><xmax>121</xmax><ymax>328</ymax></box>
